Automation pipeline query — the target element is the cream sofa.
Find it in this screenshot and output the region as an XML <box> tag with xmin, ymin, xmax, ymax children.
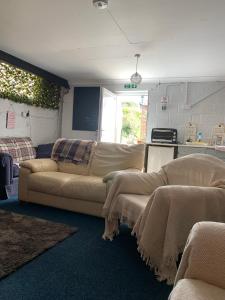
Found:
<box><xmin>19</xmin><ymin>142</ymin><xmax>145</xmax><ymax>217</ymax></box>
<box><xmin>169</xmin><ymin>222</ymin><xmax>225</xmax><ymax>300</ymax></box>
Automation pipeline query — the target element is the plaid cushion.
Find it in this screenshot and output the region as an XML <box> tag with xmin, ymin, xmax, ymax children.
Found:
<box><xmin>14</xmin><ymin>137</ymin><xmax>36</xmax><ymax>161</ymax></box>
<box><xmin>0</xmin><ymin>138</ymin><xmax>20</xmax><ymax>162</ymax></box>
<box><xmin>0</xmin><ymin>137</ymin><xmax>36</xmax><ymax>162</ymax></box>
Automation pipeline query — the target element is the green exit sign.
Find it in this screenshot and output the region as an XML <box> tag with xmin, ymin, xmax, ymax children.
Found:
<box><xmin>124</xmin><ymin>83</ymin><xmax>137</xmax><ymax>89</ymax></box>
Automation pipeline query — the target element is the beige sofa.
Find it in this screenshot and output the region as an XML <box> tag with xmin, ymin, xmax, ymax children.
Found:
<box><xmin>169</xmin><ymin>222</ymin><xmax>225</xmax><ymax>300</ymax></box>
<box><xmin>19</xmin><ymin>142</ymin><xmax>145</xmax><ymax>217</ymax></box>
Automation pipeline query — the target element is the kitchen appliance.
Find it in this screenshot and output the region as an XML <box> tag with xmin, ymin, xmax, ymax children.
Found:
<box><xmin>151</xmin><ymin>128</ymin><xmax>178</xmax><ymax>144</ymax></box>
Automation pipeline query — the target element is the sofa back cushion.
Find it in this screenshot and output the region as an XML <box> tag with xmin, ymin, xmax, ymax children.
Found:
<box><xmin>14</xmin><ymin>137</ymin><xmax>36</xmax><ymax>161</ymax></box>
<box><xmin>57</xmin><ymin>143</ymin><xmax>96</xmax><ymax>176</ymax></box>
<box><xmin>90</xmin><ymin>142</ymin><xmax>145</xmax><ymax>177</ymax></box>
<box><xmin>0</xmin><ymin>137</ymin><xmax>36</xmax><ymax>163</ymax></box>
<box><xmin>163</xmin><ymin>154</ymin><xmax>225</xmax><ymax>187</ymax></box>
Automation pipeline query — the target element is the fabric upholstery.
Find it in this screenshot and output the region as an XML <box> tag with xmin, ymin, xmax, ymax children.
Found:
<box><xmin>0</xmin><ymin>138</ymin><xmax>20</xmax><ymax>162</ymax></box>
<box><xmin>102</xmin><ymin>171</ymin><xmax>165</xmax><ymax>240</ymax></box>
<box><xmin>0</xmin><ymin>153</ymin><xmax>14</xmax><ymax>200</ymax></box>
<box><xmin>0</xmin><ymin>137</ymin><xmax>36</xmax><ymax>163</ymax></box>
<box><xmin>13</xmin><ymin>164</ymin><xmax>20</xmax><ymax>178</ymax></box>
<box><xmin>90</xmin><ymin>142</ymin><xmax>145</xmax><ymax>177</ymax></box>
<box><xmin>174</xmin><ymin>222</ymin><xmax>225</xmax><ymax>290</ymax></box>
<box><xmin>29</xmin><ymin>172</ymin><xmax>106</xmax><ymax>203</ymax></box>
<box><xmin>164</xmin><ymin>154</ymin><xmax>225</xmax><ymax>187</ymax></box>
<box><xmin>13</xmin><ymin>137</ymin><xmax>36</xmax><ymax>161</ymax></box>
<box><xmin>51</xmin><ymin>138</ymin><xmax>95</xmax><ymax>164</ymax></box>
<box><xmin>103</xmin><ymin>168</ymin><xmax>141</xmax><ymax>183</ymax></box>
<box><xmin>102</xmin><ymin>154</ymin><xmax>225</xmax><ymax>284</ymax></box>
<box><xmin>0</xmin><ymin>137</ymin><xmax>35</xmax><ymax>200</ymax></box>
<box><xmin>20</xmin><ymin>159</ymin><xmax>58</xmax><ymax>173</ymax></box>
<box><xmin>0</xmin><ymin>153</ymin><xmax>13</xmax><ymax>186</ymax></box>
<box><xmin>117</xmin><ymin>194</ymin><xmax>149</xmax><ymax>226</ymax></box>
<box><xmin>169</xmin><ymin>279</ymin><xmax>225</xmax><ymax>300</ymax></box>
<box><xmin>170</xmin><ymin>222</ymin><xmax>225</xmax><ymax>300</ymax></box>
<box><xmin>36</xmin><ymin>143</ymin><xmax>54</xmax><ymax>158</ymax></box>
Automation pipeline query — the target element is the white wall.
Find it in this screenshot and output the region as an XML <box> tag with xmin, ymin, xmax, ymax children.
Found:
<box><xmin>62</xmin><ymin>81</ymin><xmax>225</xmax><ymax>144</ymax></box>
<box><xmin>0</xmin><ymin>98</ymin><xmax>59</xmax><ymax>146</ymax></box>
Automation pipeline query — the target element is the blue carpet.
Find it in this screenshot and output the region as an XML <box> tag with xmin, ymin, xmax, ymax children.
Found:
<box><xmin>0</xmin><ymin>198</ymin><xmax>172</xmax><ymax>300</ymax></box>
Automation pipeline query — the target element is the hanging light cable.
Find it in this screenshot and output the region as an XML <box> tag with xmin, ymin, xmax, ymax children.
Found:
<box><xmin>130</xmin><ymin>54</ymin><xmax>142</xmax><ymax>85</ymax></box>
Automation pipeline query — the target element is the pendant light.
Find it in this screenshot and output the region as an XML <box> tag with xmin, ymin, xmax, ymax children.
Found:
<box><xmin>93</xmin><ymin>0</ymin><xmax>108</xmax><ymax>9</ymax></box>
<box><xmin>130</xmin><ymin>54</ymin><xmax>142</xmax><ymax>85</ymax></box>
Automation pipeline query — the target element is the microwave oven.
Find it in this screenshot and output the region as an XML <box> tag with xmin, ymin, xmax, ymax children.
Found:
<box><xmin>151</xmin><ymin>128</ymin><xmax>178</xmax><ymax>144</ymax></box>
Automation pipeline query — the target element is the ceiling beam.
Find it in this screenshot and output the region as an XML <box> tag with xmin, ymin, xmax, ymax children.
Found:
<box><xmin>0</xmin><ymin>50</ymin><xmax>70</xmax><ymax>89</ymax></box>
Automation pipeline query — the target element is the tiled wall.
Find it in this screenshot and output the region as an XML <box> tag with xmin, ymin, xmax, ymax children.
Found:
<box><xmin>147</xmin><ymin>81</ymin><xmax>225</xmax><ymax>143</ymax></box>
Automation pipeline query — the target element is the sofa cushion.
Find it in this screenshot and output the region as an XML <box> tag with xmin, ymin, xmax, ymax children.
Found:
<box><xmin>36</xmin><ymin>143</ymin><xmax>54</xmax><ymax>158</ymax></box>
<box><xmin>117</xmin><ymin>194</ymin><xmax>150</xmax><ymax>226</ymax></box>
<box><xmin>14</xmin><ymin>137</ymin><xmax>36</xmax><ymax>161</ymax></box>
<box><xmin>28</xmin><ymin>172</ymin><xmax>106</xmax><ymax>203</ymax></box>
<box><xmin>0</xmin><ymin>137</ymin><xmax>36</xmax><ymax>163</ymax></box>
<box><xmin>90</xmin><ymin>142</ymin><xmax>145</xmax><ymax>177</ymax></box>
<box><xmin>57</xmin><ymin>143</ymin><xmax>96</xmax><ymax>176</ymax></box>
<box><xmin>170</xmin><ymin>279</ymin><xmax>225</xmax><ymax>300</ymax></box>
<box><xmin>0</xmin><ymin>138</ymin><xmax>20</xmax><ymax>162</ymax></box>
<box><xmin>57</xmin><ymin>161</ymin><xmax>90</xmax><ymax>176</ymax></box>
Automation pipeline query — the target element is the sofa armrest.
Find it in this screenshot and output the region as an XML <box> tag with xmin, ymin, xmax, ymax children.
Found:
<box><xmin>20</xmin><ymin>159</ymin><xmax>58</xmax><ymax>173</ymax></box>
<box><xmin>175</xmin><ymin>222</ymin><xmax>225</xmax><ymax>290</ymax></box>
<box><xmin>0</xmin><ymin>152</ymin><xmax>13</xmax><ymax>186</ymax></box>
<box><xmin>103</xmin><ymin>168</ymin><xmax>141</xmax><ymax>183</ymax></box>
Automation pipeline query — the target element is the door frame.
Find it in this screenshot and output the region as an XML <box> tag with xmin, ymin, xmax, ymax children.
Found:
<box><xmin>97</xmin><ymin>87</ymin><xmax>118</xmax><ymax>142</ymax></box>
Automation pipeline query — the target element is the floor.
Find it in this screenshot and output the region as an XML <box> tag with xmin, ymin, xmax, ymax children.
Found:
<box><xmin>0</xmin><ymin>198</ymin><xmax>172</xmax><ymax>300</ymax></box>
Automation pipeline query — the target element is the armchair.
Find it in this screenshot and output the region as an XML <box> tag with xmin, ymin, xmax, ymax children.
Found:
<box><xmin>169</xmin><ymin>222</ymin><xmax>225</xmax><ymax>300</ymax></box>
<box><xmin>0</xmin><ymin>153</ymin><xmax>19</xmax><ymax>200</ymax></box>
<box><xmin>102</xmin><ymin>154</ymin><xmax>225</xmax><ymax>284</ymax></box>
<box><xmin>0</xmin><ymin>138</ymin><xmax>53</xmax><ymax>200</ymax></box>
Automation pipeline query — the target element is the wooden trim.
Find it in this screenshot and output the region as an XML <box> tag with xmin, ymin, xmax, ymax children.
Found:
<box><xmin>0</xmin><ymin>50</ymin><xmax>69</xmax><ymax>89</ymax></box>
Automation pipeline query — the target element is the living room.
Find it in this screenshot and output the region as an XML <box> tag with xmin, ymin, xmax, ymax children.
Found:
<box><xmin>1</xmin><ymin>1</ymin><xmax>225</xmax><ymax>300</ymax></box>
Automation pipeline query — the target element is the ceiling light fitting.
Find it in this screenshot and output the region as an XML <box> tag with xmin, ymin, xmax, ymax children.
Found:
<box><xmin>93</xmin><ymin>0</ymin><xmax>108</xmax><ymax>9</ymax></box>
<box><xmin>130</xmin><ymin>54</ymin><xmax>142</xmax><ymax>85</ymax></box>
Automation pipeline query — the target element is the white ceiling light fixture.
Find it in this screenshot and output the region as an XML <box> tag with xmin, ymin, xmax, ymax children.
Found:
<box><xmin>130</xmin><ymin>54</ymin><xmax>142</xmax><ymax>85</ymax></box>
<box><xmin>93</xmin><ymin>0</ymin><xmax>109</xmax><ymax>10</ymax></box>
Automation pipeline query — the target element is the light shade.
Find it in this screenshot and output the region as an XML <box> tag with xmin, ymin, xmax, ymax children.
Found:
<box><xmin>130</xmin><ymin>72</ymin><xmax>142</xmax><ymax>84</ymax></box>
<box><xmin>93</xmin><ymin>0</ymin><xmax>108</xmax><ymax>9</ymax></box>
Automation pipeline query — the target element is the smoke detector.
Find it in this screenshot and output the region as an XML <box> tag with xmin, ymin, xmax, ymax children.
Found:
<box><xmin>93</xmin><ymin>0</ymin><xmax>108</xmax><ymax>9</ymax></box>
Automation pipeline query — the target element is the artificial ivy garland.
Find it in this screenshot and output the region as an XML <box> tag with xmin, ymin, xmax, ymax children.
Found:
<box><xmin>0</xmin><ymin>62</ymin><xmax>60</xmax><ymax>109</ymax></box>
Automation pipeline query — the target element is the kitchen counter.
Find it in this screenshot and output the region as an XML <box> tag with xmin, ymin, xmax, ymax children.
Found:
<box><xmin>148</xmin><ymin>142</ymin><xmax>216</xmax><ymax>149</ymax></box>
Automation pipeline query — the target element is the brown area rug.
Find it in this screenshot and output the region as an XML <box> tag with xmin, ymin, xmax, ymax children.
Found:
<box><xmin>0</xmin><ymin>209</ymin><xmax>77</xmax><ymax>279</ymax></box>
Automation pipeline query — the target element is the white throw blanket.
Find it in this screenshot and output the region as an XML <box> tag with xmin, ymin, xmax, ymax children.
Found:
<box><xmin>174</xmin><ymin>222</ymin><xmax>225</xmax><ymax>288</ymax></box>
<box><xmin>102</xmin><ymin>154</ymin><xmax>225</xmax><ymax>284</ymax></box>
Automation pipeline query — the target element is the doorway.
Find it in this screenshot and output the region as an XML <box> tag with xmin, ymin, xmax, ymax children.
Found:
<box><xmin>99</xmin><ymin>89</ymin><xmax>148</xmax><ymax>144</ymax></box>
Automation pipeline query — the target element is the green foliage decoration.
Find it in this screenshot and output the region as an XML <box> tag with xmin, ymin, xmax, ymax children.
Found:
<box><xmin>0</xmin><ymin>62</ymin><xmax>60</xmax><ymax>109</ymax></box>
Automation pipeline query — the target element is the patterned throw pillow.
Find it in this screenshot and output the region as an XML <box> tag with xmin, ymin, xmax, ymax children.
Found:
<box><xmin>0</xmin><ymin>137</ymin><xmax>36</xmax><ymax>162</ymax></box>
<box><xmin>0</xmin><ymin>138</ymin><xmax>20</xmax><ymax>162</ymax></box>
<box><xmin>14</xmin><ymin>137</ymin><xmax>36</xmax><ymax>161</ymax></box>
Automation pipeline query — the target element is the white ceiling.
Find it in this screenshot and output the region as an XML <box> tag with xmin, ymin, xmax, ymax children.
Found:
<box><xmin>1</xmin><ymin>0</ymin><xmax>225</xmax><ymax>84</ymax></box>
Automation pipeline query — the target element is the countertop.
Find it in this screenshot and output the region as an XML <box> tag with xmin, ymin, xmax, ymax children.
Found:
<box><xmin>147</xmin><ymin>142</ymin><xmax>216</xmax><ymax>149</ymax></box>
